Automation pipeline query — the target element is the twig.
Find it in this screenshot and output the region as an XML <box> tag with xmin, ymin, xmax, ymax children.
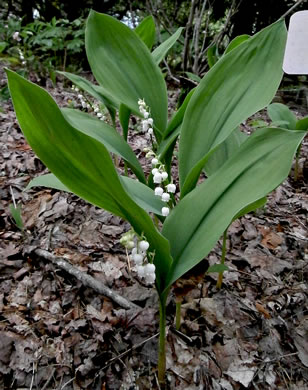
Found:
<box><xmin>279</xmin><ymin>0</ymin><xmax>306</xmax><ymax>20</ymax></box>
<box><xmin>34</xmin><ymin>249</ymin><xmax>140</xmax><ymax>310</ymax></box>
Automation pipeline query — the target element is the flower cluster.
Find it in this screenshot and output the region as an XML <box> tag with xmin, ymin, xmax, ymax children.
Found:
<box><xmin>120</xmin><ymin>230</ymin><xmax>156</xmax><ymax>284</ymax></box>
<box><xmin>17</xmin><ymin>48</ymin><xmax>26</xmax><ymax>66</ymax></box>
<box><xmin>145</xmin><ymin>152</ymin><xmax>176</xmax><ymax>217</ymax></box>
<box><xmin>72</xmin><ymin>85</ymin><xmax>106</xmax><ymax>121</ymax></box>
<box><xmin>138</xmin><ymin>99</ymin><xmax>154</xmax><ymax>135</ymax></box>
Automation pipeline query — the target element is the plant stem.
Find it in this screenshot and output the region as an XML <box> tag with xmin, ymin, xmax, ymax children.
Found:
<box><xmin>158</xmin><ymin>295</ymin><xmax>167</xmax><ymax>387</ymax></box>
<box><xmin>216</xmin><ymin>228</ymin><xmax>227</xmax><ymax>289</ymax></box>
<box><xmin>294</xmin><ymin>143</ymin><xmax>301</xmax><ymax>181</ymax></box>
<box><xmin>175</xmin><ymin>300</ymin><xmax>182</xmax><ymax>330</ymax></box>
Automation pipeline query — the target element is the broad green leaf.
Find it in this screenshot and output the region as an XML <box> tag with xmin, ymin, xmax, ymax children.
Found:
<box><xmin>119</xmin><ymin>104</ymin><xmax>131</xmax><ymax>141</ymax></box>
<box><xmin>204</xmin><ymin>128</ymin><xmax>248</xmax><ymax>176</ymax></box>
<box><xmin>61</xmin><ymin>108</ymin><xmax>146</xmax><ymax>183</ymax></box>
<box><xmin>179</xmin><ymin>20</ymin><xmax>287</xmax><ymax>197</ymax></box>
<box><xmin>152</xmin><ymin>27</ymin><xmax>183</xmax><ymax>65</ymax></box>
<box><xmin>7</xmin><ymin>70</ymin><xmax>172</xmax><ymax>292</ymax></box>
<box><xmin>9</xmin><ymin>204</ymin><xmax>24</xmax><ymax>231</ymax></box>
<box><xmin>296</xmin><ymin>116</ymin><xmax>308</xmax><ymax>130</ymax></box>
<box><xmin>163</xmin><ymin>127</ymin><xmax>306</xmax><ymax>291</ymax></box>
<box><xmin>267</xmin><ymin>103</ymin><xmax>297</xmax><ymax>129</ymax></box>
<box><xmin>224</xmin><ymin>34</ymin><xmax>250</xmax><ymax>54</ymax></box>
<box><xmin>58</xmin><ymin>71</ymin><xmax>118</xmax><ymax>116</ymax></box>
<box><xmin>86</xmin><ymin>11</ymin><xmax>168</xmax><ymax>134</ymax></box>
<box><xmin>0</xmin><ymin>42</ymin><xmax>7</xmax><ymax>53</ymax></box>
<box><xmin>26</xmin><ymin>174</ymin><xmax>68</xmax><ymax>192</ymax></box>
<box><xmin>135</xmin><ymin>15</ymin><xmax>156</xmax><ymax>50</ymax></box>
<box><xmin>119</xmin><ymin>176</ymin><xmax>165</xmax><ymax>215</ymax></box>
<box><xmin>26</xmin><ymin>174</ymin><xmax>165</xmax><ymax>216</ymax></box>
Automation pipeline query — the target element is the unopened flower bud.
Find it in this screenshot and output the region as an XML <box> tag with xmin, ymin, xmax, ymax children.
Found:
<box><xmin>148</xmin><ymin>128</ymin><xmax>153</xmax><ymax>135</ymax></box>
<box><xmin>126</xmin><ymin>241</ymin><xmax>135</xmax><ymax>249</ymax></box>
<box><xmin>151</xmin><ymin>158</ymin><xmax>158</xmax><ymax>166</ymax></box>
<box><xmin>144</xmin><ymin>111</ymin><xmax>149</xmax><ymax>119</ymax></box>
<box><xmin>147</xmin><ymin>118</ymin><xmax>153</xmax><ymax>126</ymax></box>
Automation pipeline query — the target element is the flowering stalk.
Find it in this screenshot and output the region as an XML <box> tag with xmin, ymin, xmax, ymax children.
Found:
<box><xmin>216</xmin><ymin>228</ymin><xmax>228</xmax><ymax>289</ymax></box>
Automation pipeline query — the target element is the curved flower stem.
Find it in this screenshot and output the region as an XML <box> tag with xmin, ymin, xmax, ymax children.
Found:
<box><xmin>175</xmin><ymin>300</ymin><xmax>182</xmax><ymax>330</ymax></box>
<box><xmin>216</xmin><ymin>228</ymin><xmax>228</xmax><ymax>289</ymax></box>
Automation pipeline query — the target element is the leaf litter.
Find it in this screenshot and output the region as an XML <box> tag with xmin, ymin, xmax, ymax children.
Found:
<box><xmin>0</xmin><ymin>65</ymin><xmax>307</xmax><ymax>389</ymax></box>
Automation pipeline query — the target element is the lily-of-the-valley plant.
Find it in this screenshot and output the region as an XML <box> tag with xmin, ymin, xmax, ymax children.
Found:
<box><xmin>7</xmin><ymin>11</ymin><xmax>307</xmax><ymax>387</ymax></box>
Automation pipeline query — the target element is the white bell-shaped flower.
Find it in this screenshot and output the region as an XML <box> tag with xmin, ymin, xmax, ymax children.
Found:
<box><xmin>132</xmin><ymin>253</ymin><xmax>144</xmax><ymax>265</ymax></box>
<box><xmin>162</xmin><ymin>207</ymin><xmax>170</xmax><ymax>217</ymax></box>
<box><xmin>166</xmin><ymin>183</ymin><xmax>176</xmax><ymax>193</ymax></box>
<box><xmin>161</xmin><ymin>193</ymin><xmax>170</xmax><ymax>202</ymax></box>
<box><xmin>138</xmin><ymin>240</ymin><xmax>149</xmax><ymax>251</ymax></box>
<box><xmin>155</xmin><ymin>187</ymin><xmax>164</xmax><ymax>196</ymax></box>
<box><xmin>153</xmin><ymin>172</ymin><xmax>163</xmax><ymax>183</ymax></box>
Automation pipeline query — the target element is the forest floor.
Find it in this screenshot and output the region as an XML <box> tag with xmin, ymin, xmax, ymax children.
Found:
<box><xmin>0</xmin><ymin>65</ymin><xmax>308</xmax><ymax>390</ymax></box>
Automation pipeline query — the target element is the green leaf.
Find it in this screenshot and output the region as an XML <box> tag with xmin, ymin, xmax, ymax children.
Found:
<box><xmin>224</xmin><ymin>34</ymin><xmax>250</xmax><ymax>54</ymax></box>
<box><xmin>61</xmin><ymin>108</ymin><xmax>146</xmax><ymax>183</ymax></box>
<box><xmin>207</xmin><ymin>264</ymin><xmax>228</xmax><ymax>273</ymax></box>
<box><xmin>119</xmin><ymin>176</ymin><xmax>165</xmax><ymax>215</ymax></box>
<box><xmin>119</xmin><ymin>104</ymin><xmax>131</xmax><ymax>141</ymax></box>
<box><xmin>26</xmin><ymin>174</ymin><xmax>166</xmax><ymax>216</ymax></box>
<box><xmin>7</xmin><ymin>70</ymin><xmax>172</xmax><ymax>292</ymax></box>
<box><xmin>152</xmin><ymin>27</ymin><xmax>183</xmax><ymax>65</ymax></box>
<box><xmin>296</xmin><ymin>116</ymin><xmax>308</xmax><ymax>131</ymax></box>
<box><xmin>135</xmin><ymin>15</ymin><xmax>156</xmax><ymax>50</ymax></box>
<box><xmin>162</xmin><ymin>127</ymin><xmax>306</xmax><ymax>291</ymax></box>
<box><xmin>58</xmin><ymin>71</ymin><xmax>118</xmax><ymax>121</ymax></box>
<box><xmin>232</xmin><ymin>197</ymin><xmax>267</xmax><ymax>221</ymax></box>
<box><xmin>9</xmin><ymin>204</ymin><xmax>24</xmax><ymax>231</ymax></box>
<box><xmin>86</xmin><ymin>11</ymin><xmax>168</xmax><ymax>134</ymax></box>
<box><xmin>207</xmin><ymin>45</ymin><xmax>218</xmax><ymax>68</ymax></box>
<box><xmin>185</xmin><ymin>72</ymin><xmax>201</xmax><ymax>83</ymax></box>
<box><xmin>179</xmin><ymin>20</ymin><xmax>287</xmax><ymax>197</ymax></box>
<box><xmin>267</xmin><ymin>103</ymin><xmax>297</xmax><ymax>129</ymax></box>
<box><xmin>204</xmin><ymin>128</ymin><xmax>248</xmax><ymax>176</ymax></box>
<box><xmin>26</xmin><ymin>174</ymin><xmax>68</xmax><ymax>192</ymax></box>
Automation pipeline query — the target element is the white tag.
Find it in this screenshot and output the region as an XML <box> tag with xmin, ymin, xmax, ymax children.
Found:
<box><xmin>283</xmin><ymin>11</ymin><xmax>308</xmax><ymax>74</ymax></box>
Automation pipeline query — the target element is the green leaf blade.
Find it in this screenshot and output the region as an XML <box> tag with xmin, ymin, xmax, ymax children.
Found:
<box><xmin>135</xmin><ymin>15</ymin><xmax>156</xmax><ymax>50</ymax></box>
<box><xmin>179</xmin><ymin>20</ymin><xmax>287</xmax><ymax>196</ymax></box>
<box><xmin>7</xmin><ymin>69</ymin><xmax>172</xmax><ymax>292</ymax></box>
<box><xmin>86</xmin><ymin>11</ymin><xmax>168</xmax><ymax>133</ymax></box>
<box><xmin>163</xmin><ymin>127</ymin><xmax>306</xmax><ymax>291</ymax></box>
<box><xmin>61</xmin><ymin>108</ymin><xmax>146</xmax><ymax>183</ymax></box>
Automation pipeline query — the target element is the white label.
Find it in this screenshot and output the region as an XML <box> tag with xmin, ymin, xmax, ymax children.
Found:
<box><xmin>283</xmin><ymin>11</ymin><xmax>308</xmax><ymax>74</ymax></box>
